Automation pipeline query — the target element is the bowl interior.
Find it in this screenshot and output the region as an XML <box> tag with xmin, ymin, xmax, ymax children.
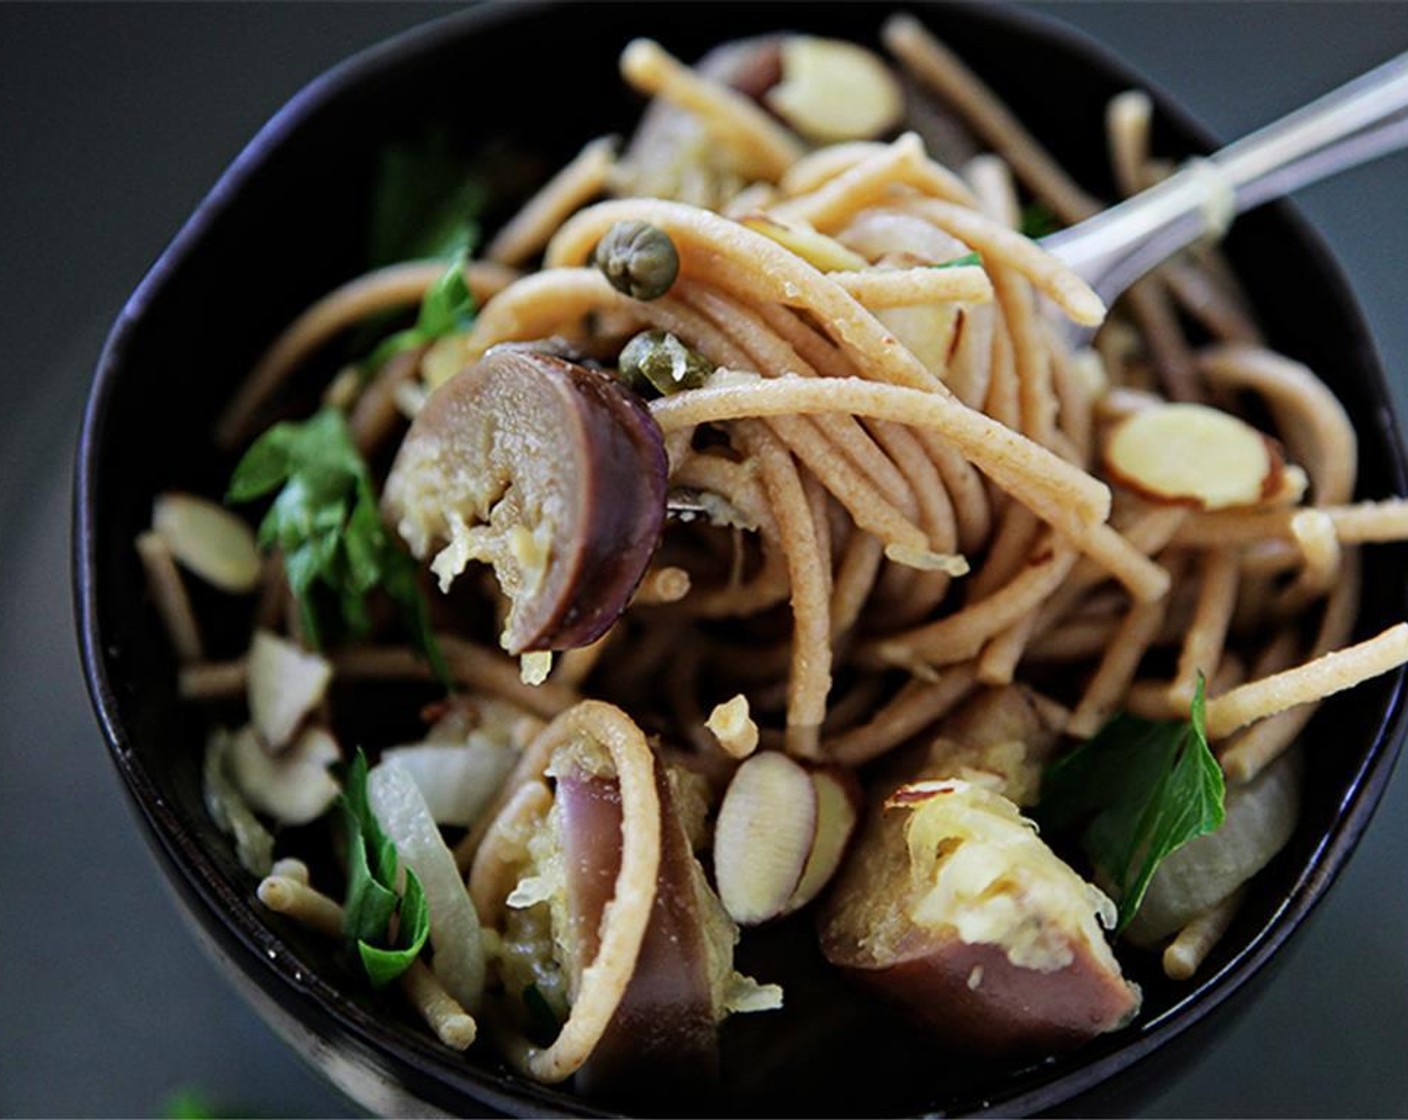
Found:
<box><xmin>77</xmin><ymin>2</ymin><xmax>1408</xmax><ymax>1116</ymax></box>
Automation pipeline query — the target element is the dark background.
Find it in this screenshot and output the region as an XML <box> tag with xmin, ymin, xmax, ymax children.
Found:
<box><xmin>2</xmin><ymin>3</ymin><xmax>1406</xmax><ymax>1116</ymax></box>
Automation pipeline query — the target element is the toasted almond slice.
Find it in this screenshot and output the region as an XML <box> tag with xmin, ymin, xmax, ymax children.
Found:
<box><xmin>714</xmin><ymin>752</ymin><xmax>817</xmax><ymax>925</ymax></box>
<box><xmin>228</xmin><ymin>724</ymin><xmax>341</xmax><ymax>826</ymax></box>
<box><xmin>766</xmin><ymin>36</ymin><xmax>904</xmax><ymax>144</ymax></box>
<box><xmin>152</xmin><ymin>492</ymin><xmax>262</xmax><ymax>593</ymax></box>
<box><xmin>786</xmin><ymin>768</ymin><xmax>860</xmax><ymax>913</ymax></box>
<box><xmin>248</xmin><ymin>629</ymin><xmax>332</xmax><ymax>752</ymax></box>
<box><xmin>1102</xmin><ymin>402</ymin><xmax>1282</xmax><ymax>511</ymax></box>
<box><xmin>740</xmin><ymin>212</ymin><xmax>869</xmax><ymax>272</ymax></box>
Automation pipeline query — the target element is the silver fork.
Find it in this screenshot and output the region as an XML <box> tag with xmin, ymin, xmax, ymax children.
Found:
<box><xmin>1042</xmin><ymin>49</ymin><xmax>1408</xmax><ymax>342</ymax></box>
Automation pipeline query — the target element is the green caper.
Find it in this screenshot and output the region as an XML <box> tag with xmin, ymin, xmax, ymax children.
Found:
<box><xmin>593</xmin><ymin>220</ymin><xmax>680</xmax><ymax>301</ymax></box>
<box><xmin>617</xmin><ymin>330</ymin><xmax>714</xmax><ymax>397</ymax></box>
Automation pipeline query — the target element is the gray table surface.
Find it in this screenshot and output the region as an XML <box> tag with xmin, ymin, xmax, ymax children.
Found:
<box><xmin>2</xmin><ymin>3</ymin><xmax>1406</xmax><ymax>1116</ymax></box>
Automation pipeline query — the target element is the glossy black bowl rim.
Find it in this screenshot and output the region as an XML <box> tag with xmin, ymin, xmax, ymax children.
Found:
<box><xmin>73</xmin><ymin>2</ymin><xmax>1408</xmax><ymax>1116</ymax></box>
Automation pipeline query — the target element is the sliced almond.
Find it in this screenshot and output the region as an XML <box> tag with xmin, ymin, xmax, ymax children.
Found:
<box><xmin>740</xmin><ymin>212</ymin><xmax>868</xmax><ymax>272</ymax></box>
<box><xmin>786</xmin><ymin>768</ymin><xmax>860</xmax><ymax>912</ymax></box>
<box><xmin>248</xmin><ymin>629</ymin><xmax>332</xmax><ymax>752</ymax></box>
<box><xmin>1102</xmin><ymin>402</ymin><xmax>1283</xmax><ymax>511</ymax></box>
<box><xmin>713</xmin><ymin>751</ymin><xmax>817</xmax><ymax>925</ymax></box>
<box><xmin>875</xmin><ymin>304</ymin><xmax>961</xmax><ymax>380</ymax></box>
<box><xmin>228</xmin><ymin>724</ymin><xmax>341</xmax><ymax>826</ymax></box>
<box><xmin>152</xmin><ymin>492</ymin><xmax>262</xmax><ymax>593</ymax></box>
<box><xmin>766</xmin><ymin>36</ymin><xmax>904</xmax><ymax>144</ymax></box>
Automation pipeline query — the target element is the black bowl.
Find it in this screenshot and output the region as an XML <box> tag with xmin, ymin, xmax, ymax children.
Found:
<box><xmin>74</xmin><ymin>2</ymin><xmax>1408</xmax><ymax>1115</ymax></box>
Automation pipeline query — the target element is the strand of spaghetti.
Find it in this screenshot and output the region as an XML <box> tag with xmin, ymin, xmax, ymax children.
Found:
<box><xmin>1026</xmin><ymin>615</ymin><xmax>1122</xmax><ymax>663</ymax></box>
<box><xmin>964</xmin><ymin>153</ymin><xmax>1021</xmax><ymax>229</ymax></box>
<box><xmin>830</xmin><ymin>265</ymin><xmax>993</xmax><ymax>307</ymax></box>
<box><xmin>893</xmin><ymin>196</ymin><xmax>1104</xmax><ymax>326</ymax></box>
<box><xmin>619</xmin><ymin>39</ymin><xmax>804</xmax><ymax>180</ymax></box>
<box><xmin>554</xmin><ymin>630</ymin><xmax>615</xmax><ymax>689</ymax></box>
<box><xmin>1014</xmin><ymin>504</ymin><xmax>1187</xmax><ymax>656</ymax></box>
<box><xmin>443</xmin><ymin>268</ymin><xmax>748</xmax><ymax>378</ymax></box>
<box><xmin>1270</xmin><ymin>510</ymin><xmax>1341</xmax><ymax>617</ymax></box>
<box><xmin>676</xmin><ymin>287</ymin><xmax>951</xmax><ymax>570</ymax></box>
<box><xmin>960</xmin><ymin>151</ymin><xmax>1054</xmax><ymax>446</ymax></box>
<box><xmin>679</xmin><ymin>283</ymin><xmax>919</xmax><ymax>508</ymax></box>
<box><xmin>780</xmin><ymin>141</ymin><xmax>886</xmax><ymax>195</ymax></box>
<box><xmin>665</xmin><ymin>640</ymin><xmax>715</xmax><ymax>756</ymax></box>
<box><xmin>913</xmin><ymin>429</ymin><xmax>994</xmax><ymax>554</ymax></box>
<box><xmin>216</xmin><ymin>259</ymin><xmax>518</xmax><ymax>447</ymax></box>
<box><xmin>327</xmin><ymin>641</ymin><xmax>578</xmax><ymax>721</ymax></box>
<box><xmin>1198</xmin><ymin>345</ymin><xmax>1358</xmax><ymax>506</ymax></box>
<box><xmin>647</xmin><ymin>375</ymin><xmax>1112</xmax><ymax>534</ymax></box>
<box><xmin>135</xmin><ymin>532</ymin><xmax>203</xmax><ymax>662</ymax></box>
<box><xmin>546</xmin><ymin>198</ymin><xmax>959</xmax><ymax>389</ymax></box>
<box><xmin>349</xmin><ymin>345</ymin><xmax>424</xmax><ymax>454</ymax></box>
<box><xmin>870</xmin><ymin>421</ymin><xmax>960</xmax><ymax>617</ymax></box>
<box><xmin>948</xmin><ymin>302</ymin><xmax>995</xmax><ymax>411</ymax></box>
<box><xmin>485</xmin><ymin>136</ymin><xmax>617</xmax><ymax>266</ymax></box>
<box><xmin>1068</xmin><ymin>588</ymin><xmax>1176</xmax><ymax>739</ymax></box>
<box><xmin>984</xmin><ymin>301</ymin><xmax>1021</xmax><ymax>430</ymax></box>
<box><xmin>256</xmin><ymin>874</ymin><xmax>343</xmax><ymax>937</ymax></box>
<box><xmin>805</xmin><ymin>472</ymin><xmax>836</xmax><ymax>569</ymax></box>
<box><xmin>821</xmin><ymin>675</ymin><xmax>888</xmax><ymax>737</ymax></box>
<box><xmin>1209</xmin><ymin>650</ymin><xmax>1249</xmax><ymax>697</ymax></box>
<box><xmin>1219</xmin><ymin>552</ymin><xmax>1363</xmax><ymax>780</ymax></box>
<box><xmin>763</xmin><ymin>297</ymin><xmax>989</xmax><ymax>549</ymax></box>
<box><xmin>1104</xmin><ymin>88</ymin><xmax>1202</xmax><ymax>402</ymax></box>
<box><xmin>1108</xmin><ymin>90</ymin><xmax>1154</xmax><ymax>199</ymax></box>
<box><xmin>740</xmin><ymin>420</ymin><xmax>832</xmax><ymax>751</ymax></box>
<box><xmin>1044</xmin><ymin>322</ymin><xmax>1094</xmax><ymax>467</ymax></box>
<box><xmin>1173</xmin><ymin>499</ymin><xmax>1408</xmax><ymax>548</ymax></box>
<box><xmin>1163</xmin><ymin>886</ymin><xmax>1247</xmax><ymax>981</ymax></box>
<box><xmin>1163</xmin><ymin>257</ymin><xmax>1264</xmax><ymax>345</ymax></box>
<box><xmin>830</xmin><ymin>533</ymin><xmax>887</xmax><ymax>641</ymax></box>
<box><xmin>874</xmin><ymin>535</ymin><xmax>1079</xmax><ymax>665</ymax></box>
<box><xmin>825</xmin><ymin>666</ymin><xmax>980</xmax><ymax>766</ymax></box>
<box><xmin>667</xmin><ymin>482</ymin><xmax>791</xmax><ymax>620</ymax></box>
<box><xmin>1205</xmin><ymin>622</ymin><xmax>1408</xmax><ymax>742</ymax></box>
<box><xmin>975</xmin><ymin>609</ymin><xmax>1040</xmax><ymax>686</ymax></box>
<box><xmin>1168</xmin><ymin>549</ymin><xmax>1241</xmax><ymax>709</ymax></box>
<box><xmin>969</xmin><ymin>505</ymin><xmax>1040</xmax><ymax>602</ymax></box>
<box><xmin>771</xmin><ymin>132</ymin><xmax>976</xmax><ymax>228</ymax></box>
<box><xmin>883</xmin><ymin>14</ymin><xmax>1101</xmax><ymax>224</ymax></box>
<box><xmin>990</xmin><ymin>265</ymin><xmax>1057</xmax><ymax>443</ymax></box>
<box><xmin>1127</xmin><ymin>280</ymin><xmax>1201</xmax><ymax>402</ymax></box>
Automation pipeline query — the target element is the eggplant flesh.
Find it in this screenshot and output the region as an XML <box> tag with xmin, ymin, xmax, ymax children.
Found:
<box><xmin>384</xmin><ymin>347</ymin><xmax>667</xmax><ymax>654</ymax></box>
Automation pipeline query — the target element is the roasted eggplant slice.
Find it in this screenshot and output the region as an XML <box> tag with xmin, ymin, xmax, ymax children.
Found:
<box><xmin>479</xmin><ymin>703</ymin><xmax>780</xmax><ymax>1096</ymax></box>
<box><xmin>384</xmin><ymin>346</ymin><xmax>668</xmax><ymax>654</ymax></box>
<box><xmin>819</xmin><ymin>688</ymin><xmax>1139</xmax><ymax>1058</ymax></box>
<box><xmin>556</xmin><ymin>757</ymin><xmax>721</xmax><ymax>1095</ymax></box>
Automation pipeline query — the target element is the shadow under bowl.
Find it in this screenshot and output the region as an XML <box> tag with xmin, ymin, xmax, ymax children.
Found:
<box><xmin>74</xmin><ymin>2</ymin><xmax>1408</xmax><ymax>1116</ymax></box>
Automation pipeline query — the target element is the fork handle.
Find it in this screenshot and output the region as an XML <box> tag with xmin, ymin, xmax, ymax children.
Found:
<box><xmin>1044</xmin><ymin>50</ymin><xmax>1408</xmax><ymax>307</ymax></box>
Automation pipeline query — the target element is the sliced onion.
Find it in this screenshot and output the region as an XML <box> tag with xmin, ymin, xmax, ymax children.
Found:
<box><xmin>227</xmin><ymin>725</ymin><xmax>340</xmax><ymax>827</ymax></box>
<box><xmin>382</xmin><ymin>733</ymin><xmax>517</xmax><ymax>828</ymax></box>
<box><xmin>368</xmin><ymin>759</ymin><xmax>485</xmax><ymax>1011</ymax></box>
<box><xmin>1127</xmin><ymin>747</ymin><xmax>1303</xmax><ymax>945</ymax></box>
<box><xmin>203</xmin><ymin>728</ymin><xmax>274</xmax><ymax>877</ymax></box>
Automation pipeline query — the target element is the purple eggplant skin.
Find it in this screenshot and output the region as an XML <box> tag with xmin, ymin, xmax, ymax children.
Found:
<box><xmin>384</xmin><ymin>346</ymin><xmax>668</xmax><ymax>654</ymax></box>
<box><xmin>556</xmin><ymin>761</ymin><xmax>720</xmax><ymax>1100</ymax></box>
